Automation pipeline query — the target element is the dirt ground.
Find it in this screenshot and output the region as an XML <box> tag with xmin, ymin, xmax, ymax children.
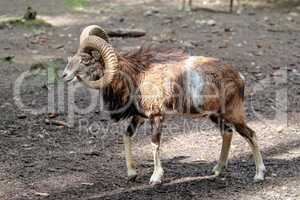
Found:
<box><xmin>0</xmin><ymin>0</ymin><xmax>300</xmax><ymax>199</ymax></box>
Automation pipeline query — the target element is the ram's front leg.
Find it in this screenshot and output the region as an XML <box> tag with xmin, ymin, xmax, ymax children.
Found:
<box><xmin>186</xmin><ymin>0</ymin><xmax>192</xmax><ymax>11</ymax></box>
<box><xmin>149</xmin><ymin>115</ymin><xmax>164</xmax><ymax>185</ymax></box>
<box><xmin>179</xmin><ymin>0</ymin><xmax>186</xmax><ymax>11</ymax></box>
<box><xmin>179</xmin><ymin>0</ymin><xmax>192</xmax><ymax>11</ymax></box>
<box><xmin>123</xmin><ymin>116</ymin><xmax>144</xmax><ymax>181</ymax></box>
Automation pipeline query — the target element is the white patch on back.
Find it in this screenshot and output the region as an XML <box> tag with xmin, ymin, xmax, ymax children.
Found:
<box><xmin>184</xmin><ymin>56</ymin><xmax>204</xmax><ymax>107</ymax></box>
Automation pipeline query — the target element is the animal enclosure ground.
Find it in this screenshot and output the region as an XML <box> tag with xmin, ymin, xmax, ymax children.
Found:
<box><xmin>0</xmin><ymin>0</ymin><xmax>300</xmax><ymax>199</ymax></box>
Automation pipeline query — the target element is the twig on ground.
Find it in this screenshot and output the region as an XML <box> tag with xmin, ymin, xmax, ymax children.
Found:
<box><xmin>107</xmin><ymin>29</ymin><xmax>146</xmax><ymax>38</ymax></box>
<box><xmin>44</xmin><ymin>118</ymin><xmax>72</xmax><ymax>128</ymax></box>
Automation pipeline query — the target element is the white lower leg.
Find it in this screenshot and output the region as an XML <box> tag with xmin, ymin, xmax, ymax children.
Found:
<box><xmin>179</xmin><ymin>0</ymin><xmax>185</xmax><ymax>10</ymax></box>
<box><xmin>253</xmin><ymin>149</ymin><xmax>266</xmax><ymax>181</ymax></box>
<box><xmin>213</xmin><ymin>132</ymin><xmax>233</xmax><ymax>176</ymax></box>
<box><xmin>187</xmin><ymin>0</ymin><xmax>192</xmax><ymax>10</ymax></box>
<box><xmin>123</xmin><ymin>135</ymin><xmax>137</xmax><ymax>179</ymax></box>
<box><xmin>150</xmin><ymin>143</ymin><xmax>164</xmax><ymax>185</ymax></box>
<box><xmin>247</xmin><ymin>138</ymin><xmax>266</xmax><ymax>181</ymax></box>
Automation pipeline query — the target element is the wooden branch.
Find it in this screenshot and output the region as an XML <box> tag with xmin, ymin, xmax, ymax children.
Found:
<box><xmin>107</xmin><ymin>29</ymin><xmax>146</xmax><ymax>38</ymax></box>
<box><xmin>44</xmin><ymin>119</ymin><xmax>72</xmax><ymax>128</ymax></box>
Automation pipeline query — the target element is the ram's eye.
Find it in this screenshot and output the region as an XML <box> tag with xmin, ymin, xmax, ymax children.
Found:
<box><xmin>82</xmin><ymin>59</ymin><xmax>90</xmax><ymax>65</ymax></box>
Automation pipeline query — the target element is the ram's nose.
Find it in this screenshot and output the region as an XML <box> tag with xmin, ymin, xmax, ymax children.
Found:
<box><xmin>61</xmin><ymin>72</ymin><xmax>68</xmax><ymax>81</ymax></box>
<box><xmin>61</xmin><ymin>71</ymin><xmax>73</xmax><ymax>82</ymax></box>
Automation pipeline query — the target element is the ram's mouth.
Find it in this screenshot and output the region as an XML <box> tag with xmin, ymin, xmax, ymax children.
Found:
<box><xmin>66</xmin><ymin>76</ymin><xmax>77</xmax><ymax>83</ymax></box>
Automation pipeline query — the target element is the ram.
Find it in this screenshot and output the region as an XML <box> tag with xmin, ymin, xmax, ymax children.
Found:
<box><xmin>62</xmin><ymin>25</ymin><xmax>266</xmax><ymax>185</ymax></box>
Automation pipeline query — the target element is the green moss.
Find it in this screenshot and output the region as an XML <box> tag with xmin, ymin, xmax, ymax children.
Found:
<box><xmin>64</xmin><ymin>0</ymin><xmax>88</xmax><ymax>9</ymax></box>
<box><xmin>0</xmin><ymin>56</ymin><xmax>14</xmax><ymax>64</ymax></box>
<box><xmin>271</xmin><ymin>0</ymin><xmax>300</xmax><ymax>8</ymax></box>
<box><xmin>0</xmin><ymin>16</ymin><xmax>52</xmax><ymax>29</ymax></box>
<box><xmin>23</xmin><ymin>19</ymin><xmax>52</xmax><ymax>28</ymax></box>
<box><xmin>0</xmin><ymin>16</ymin><xmax>19</xmax><ymax>23</ymax></box>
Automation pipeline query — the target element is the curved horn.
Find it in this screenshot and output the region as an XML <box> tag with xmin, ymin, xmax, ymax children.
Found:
<box><xmin>77</xmin><ymin>35</ymin><xmax>118</xmax><ymax>89</ymax></box>
<box><xmin>79</xmin><ymin>25</ymin><xmax>110</xmax><ymax>45</ymax></box>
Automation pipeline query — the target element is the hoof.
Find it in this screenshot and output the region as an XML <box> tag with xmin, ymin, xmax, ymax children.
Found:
<box><xmin>127</xmin><ymin>169</ymin><xmax>137</xmax><ymax>182</ymax></box>
<box><xmin>149</xmin><ymin>171</ymin><xmax>163</xmax><ymax>186</ymax></box>
<box><xmin>213</xmin><ymin>170</ymin><xmax>221</xmax><ymax>177</ymax></box>
<box><xmin>254</xmin><ymin>167</ymin><xmax>266</xmax><ymax>182</ymax></box>
<box><xmin>254</xmin><ymin>175</ymin><xmax>264</xmax><ymax>182</ymax></box>
<box><xmin>212</xmin><ymin>164</ymin><xmax>225</xmax><ymax>177</ymax></box>
<box><xmin>254</xmin><ymin>172</ymin><xmax>266</xmax><ymax>182</ymax></box>
<box><xmin>149</xmin><ymin>179</ymin><xmax>162</xmax><ymax>186</ymax></box>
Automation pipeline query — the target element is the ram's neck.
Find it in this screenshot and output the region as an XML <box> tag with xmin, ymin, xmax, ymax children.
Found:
<box><xmin>101</xmin><ymin>54</ymin><xmax>142</xmax><ymax>121</ymax></box>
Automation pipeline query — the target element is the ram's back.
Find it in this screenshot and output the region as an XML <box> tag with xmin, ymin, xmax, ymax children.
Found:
<box><xmin>137</xmin><ymin>56</ymin><xmax>244</xmax><ymax>116</ymax></box>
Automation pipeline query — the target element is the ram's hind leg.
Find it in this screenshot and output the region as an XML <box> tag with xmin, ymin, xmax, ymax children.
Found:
<box><xmin>179</xmin><ymin>0</ymin><xmax>186</xmax><ymax>10</ymax></box>
<box><xmin>230</xmin><ymin>0</ymin><xmax>234</xmax><ymax>12</ymax></box>
<box><xmin>179</xmin><ymin>0</ymin><xmax>192</xmax><ymax>11</ymax></box>
<box><xmin>224</xmin><ymin>104</ymin><xmax>266</xmax><ymax>182</ymax></box>
<box><xmin>234</xmin><ymin>123</ymin><xmax>266</xmax><ymax>181</ymax></box>
<box><xmin>123</xmin><ymin>116</ymin><xmax>144</xmax><ymax>181</ymax></box>
<box><xmin>210</xmin><ymin>114</ymin><xmax>233</xmax><ymax>176</ymax></box>
<box><xmin>186</xmin><ymin>0</ymin><xmax>192</xmax><ymax>11</ymax></box>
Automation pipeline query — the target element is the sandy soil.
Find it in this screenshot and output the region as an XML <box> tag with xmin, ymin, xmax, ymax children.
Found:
<box><xmin>0</xmin><ymin>0</ymin><xmax>299</xmax><ymax>199</ymax></box>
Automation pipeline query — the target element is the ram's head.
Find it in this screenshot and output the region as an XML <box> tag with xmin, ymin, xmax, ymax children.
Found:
<box><xmin>63</xmin><ymin>52</ymin><xmax>95</xmax><ymax>82</ymax></box>
<box><xmin>62</xmin><ymin>25</ymin><xmax>118</xmax><ymax>89</ymax></box>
